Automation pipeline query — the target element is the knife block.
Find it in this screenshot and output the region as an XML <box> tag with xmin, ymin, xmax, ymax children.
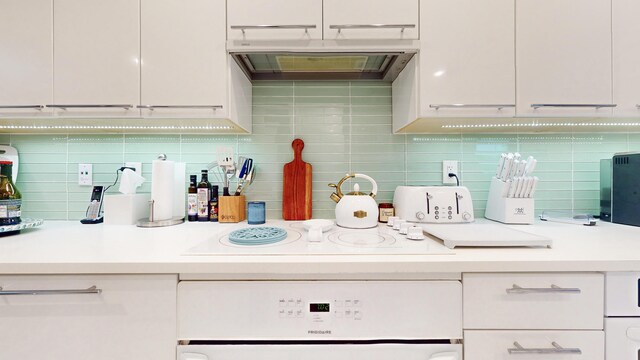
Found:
<box><xmin>219</xmin><ymin>196</ymin><xmax>246</xmax><ymax>223</ymax></box>
<box><xmin>485</xmin><ymin>177</ymin><xmax>535</xmax><ymax>224</ymax></box>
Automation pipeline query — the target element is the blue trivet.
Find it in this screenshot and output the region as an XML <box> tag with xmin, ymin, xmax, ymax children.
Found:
<box><xmin>228</xmin><ymin>226</ymin><xmax>287</xmax><ymax>245</ymax></box>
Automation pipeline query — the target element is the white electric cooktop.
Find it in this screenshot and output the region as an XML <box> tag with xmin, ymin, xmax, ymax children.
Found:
<box><xmin>183</xmin><ymin>221</ymin><xmax>454</xmax><ymax>256</ymax></box>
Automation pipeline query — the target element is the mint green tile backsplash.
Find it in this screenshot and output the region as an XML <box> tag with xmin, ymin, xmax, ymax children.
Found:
<box><xmin>2</xmin><ymin>81</ymin><xmax>636</xmax><ymax>220</ymax></box>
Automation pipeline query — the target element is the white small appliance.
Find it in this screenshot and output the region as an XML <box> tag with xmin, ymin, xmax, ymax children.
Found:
<box><xmin>605</xmin><ymin>272</ymin><xmax>640</xmax><ymax>359</ymax></box>
<box><xmin>329</xmin><ymin>173</ymin><xmax>379</xmax><ymax>229</ymax></box>
<box><xmin>393</xmin><ymin>186</ymin><xmax>474</xmax><ymax>223</ymax></box>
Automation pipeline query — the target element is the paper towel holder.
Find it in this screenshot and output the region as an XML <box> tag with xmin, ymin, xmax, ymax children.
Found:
<box><xmin>137</xmin><ymin>199</ymin><xmax>185</xmax><ymax>228</ymax></box>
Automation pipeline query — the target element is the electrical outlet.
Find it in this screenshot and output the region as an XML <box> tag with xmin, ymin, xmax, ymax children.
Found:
<box><xmin>442</xmin><ymin>160</ymin><xmax>459</xmax><ymax>185</ymax></box>
<box><xmin>125</xmin><ymin>162</ymin><xmax>142</xmax><ymax>174</ymax></box>
<box><xmin>78</xmin><ymin>163</ymin><xmax>93</xmax><ymax>186</ymax></box>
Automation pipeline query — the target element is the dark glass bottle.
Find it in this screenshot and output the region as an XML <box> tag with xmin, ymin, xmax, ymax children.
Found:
<box><xmin>0</xmin><ymin>161</ymin><xmax>21</xmax><ymax>226</ymax></box>
<box><xmin>197</xmin><ymin>170</ymin><xmax>211</xmax><ymax>222</ymax></box>
<box><xmin>187</xmin><ymin>175</ymin><xmax>198</xmax><ymax>222</ymax></box>
<box><xmin>209</xmin><ymin>185</ymin><xmax>219</xmax><ymax>222</ymax></box>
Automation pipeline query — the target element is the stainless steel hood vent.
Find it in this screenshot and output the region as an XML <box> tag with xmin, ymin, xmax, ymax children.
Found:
<box><xmin>230</xmin><ymin>51</ymin><xmax>415</xmax><ymax>81</ymax></box>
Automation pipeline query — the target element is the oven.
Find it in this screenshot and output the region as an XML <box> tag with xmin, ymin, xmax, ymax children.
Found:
<box><xmin>177</xmin><ymin>280</ymin><xmax>462</xmax><ymax>360</ymax></box>
<box><xmin>605</xmin><ymin>272</ymin><xmax>640</xmax><ymax>359</ymax></box>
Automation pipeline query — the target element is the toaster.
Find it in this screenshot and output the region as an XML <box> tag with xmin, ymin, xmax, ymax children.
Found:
<box><xmin>393</xmin><ymin>186</ymin><xmax>475</xmax><ymax>223</ymax></box>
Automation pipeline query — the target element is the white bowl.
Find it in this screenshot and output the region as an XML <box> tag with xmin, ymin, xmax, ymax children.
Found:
<box><xmin>302</xmin><ymin>219</ymin><xmax>334</xmax><ymax>232</ymax></box>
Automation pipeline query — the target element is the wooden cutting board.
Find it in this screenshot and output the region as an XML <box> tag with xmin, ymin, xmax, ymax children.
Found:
<box><xmin>282</xmin><ymin>139</ymin><xmax>312</xmax><ymax>220</ymax></box>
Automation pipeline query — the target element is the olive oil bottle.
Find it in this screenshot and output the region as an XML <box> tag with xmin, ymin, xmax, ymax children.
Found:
<box><xmin>0</xmin><ymin>161</ymin><xmax>21</xmax><ymax>225</ymax></box>
<box><xmin>197</xmin><ymin>170</ymin><xmax>211</xmax><ymax>222</ymax></box>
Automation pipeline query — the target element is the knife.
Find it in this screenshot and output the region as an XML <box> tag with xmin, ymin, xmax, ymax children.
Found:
<box><xmin>496</xmin><ymin>153</ymin><xmax>507</xmax><ymax>178</ymax></box>
<box><xmin>529</xmin><ymin>176</ymin><xmax>540</xmax><ymax>198</ymax></box>
<box><xmin>501</xmin><ymin>153</ymin><xmax>514</xmax><ymax>181</ymax></box>
<box><xmin>524</xmin><ymin>158</ymin><xmax>537</xmax><ymax>176</ymax></box>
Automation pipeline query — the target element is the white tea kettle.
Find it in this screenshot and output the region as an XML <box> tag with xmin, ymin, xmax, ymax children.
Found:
<box><xmin>328</xmin><ymin>173</ymin><xmax>378</xmax><ymax>229</ymax></box>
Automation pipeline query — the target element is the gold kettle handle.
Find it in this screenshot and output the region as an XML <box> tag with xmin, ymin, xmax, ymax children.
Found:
<box><xmin>328</xmin><ymin>173</ymin><xmax>356</xmax><ymax>202</ymax></box>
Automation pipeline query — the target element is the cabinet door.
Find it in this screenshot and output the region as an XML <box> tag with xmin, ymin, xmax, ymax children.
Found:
<box><xmin>141</xmin><ymin>0</ymin><xmax>227</xmax><ymax>118</ymax></box>
<box><xmin>323</xmin><ymin>0</ymin><xmax>418</xmax><ymax>40</ymax></box>
<box><xmin>516</xmin><ymin>0</ymin><xmax>613</xmax><ymax>117</ymax></box>
<box><xmin>53</xmin><ymin>0</ymin><xmax>139</xmax><ymax>117</ymax></box>
<box><xmin>613</xmin><ymin>0</ymin><xmax>640</xmax><ymax>117</ymax></box>
<box><xmin>0</xmin><ymin>275</ymin><xmax>176</xmax><ymax>360</ymax></box>
<box><xmin>420</xmin><ymin>0</ymin><xmax>515</xmax><ymax>118</ymax></box>
<box><xmin>465</xmin><ymin>330</ymin><xmax>604</xmax><ymax>360</ymax></box>
<box><xmin>0</xmin><ymin>0</ymin><xmax>53</xmax><ymax>117</ymax></box>
<box><xmin>227</xmin><ymin>0</ymin><xmax>322</xmax><ymax>41</ymax></box>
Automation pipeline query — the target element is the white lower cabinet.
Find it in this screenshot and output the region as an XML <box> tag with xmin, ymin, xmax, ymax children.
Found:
<box><xmin>463</xmin><ymin>273</ymin><xmax>604</xmax><ymax>360</ymax></box>
<box><xmin>464</xmin><ymin>330</ymin><xmax>604</xmax><ymax>360</ymax></box>
<box><xmin>0</xmin><ymin>275</ymin><xmax>177</xmax><ymax>360</ymax></box>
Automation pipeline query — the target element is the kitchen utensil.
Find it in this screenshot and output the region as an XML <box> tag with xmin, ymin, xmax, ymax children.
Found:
<box><xmin>282</xmin><ymin>139</ymin><xmax>312</xmax><ymax>220</ymax></box>
<box><xmin>234</xmin><ymin>158</ymin><xmax>253</xmax><ymax>195</ymax></box>
<box><xmin>540</xmin><ymin>210</ymin><xmax>597</xmax><ymax>226</ymax></box>
<box><xmin>0</xmin><ymin>145</ymin><xmax>19</xmax><ymax>181</ymax></box>
<box><xmin>216</xmin><ymin>146</ymin><xmax>235</xmax><ymax>195</ymax></box>
<box><xmin>238</xmin><ymin>167</ymin><xmax>255</xmax><ymax>196</ymax></box>
<box><xmin>393</xmin><ymin>186</ymin><xmax>475</xmax><ymax>223</ymax></box>
<box><xmin>329</xmin><ymin>173</ymin><xmax>379</xmax><ymax>229</ymax></box>
<box><xmin>302</xmin><ymin>219</ymin><xmax>334</xmax><ymax>232</ymax></box>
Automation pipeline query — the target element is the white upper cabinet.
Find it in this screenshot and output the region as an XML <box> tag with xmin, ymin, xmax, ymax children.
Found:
<box><xmin>0</xmin><ymin>0</ymin><xmax>53</xmax><ymax>116</ymax></box>
<box><xmin>53</xmin><ymin>0</ymin><xmax>140</xmax><ymax>116</ymax></box>
<box><xmin>516</xmin><ymin>0</ymin><xmax>613</xmax><ymax>117</ymax></box>
<box><xmin>613</xmin><ymin>0</ymin><xmax>640</xmax><ymax>117</ymax></box>
<box><xmin>141</xmin><ymin>0</ymin><xmax>227</xmax><ymax>118</ymax></box>
<box><xmin>323</xmin><ymin>0</ymin><xmax>419</xmax><ymax>40</ymax></box>
<box><xmin>227</xmin><ymin>0</ymin><xmax>322</xmax><ymax>41</ymax></box>
<box><xmin>419</xmin><ymin>0</ymin><xmax>515</xmax><ymax>118</ymax></box>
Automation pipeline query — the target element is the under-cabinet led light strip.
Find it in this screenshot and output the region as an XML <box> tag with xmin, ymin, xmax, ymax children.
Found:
<box><xmin>0</xmin><ymin>125</ymin><xmax>234</xmax><ymax>130</ymax></box>
<box><xmin>442</xmin><ymin>122</ymin><xmax>640</xmax><ymax>129</ymax></box>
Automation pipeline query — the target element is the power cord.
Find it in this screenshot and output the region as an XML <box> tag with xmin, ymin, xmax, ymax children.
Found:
<box><xmin>85</xmin><ymin>166</ymin><xmax>136</xmax><ymax>217</ymax></box>
<box><xmin>448</xmin><ymin>172</ymin><xmax>460</xmax><ymax>186</ymax></box>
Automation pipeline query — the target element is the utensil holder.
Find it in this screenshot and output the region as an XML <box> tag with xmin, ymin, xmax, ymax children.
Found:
<box><xmin>485</xmin><ymin>177</ymin><xmax>535</xmax><ymax>224</ymax></box>
<box><xmin>219</xmin><ymin>196</ymin><xmax>247</xmax><ymax>223</ymax></box>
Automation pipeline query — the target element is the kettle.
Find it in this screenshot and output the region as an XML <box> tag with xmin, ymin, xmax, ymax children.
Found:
<box><xmin>328</xmin><ymin>173</ymin><xmax>378</xmax><ymax>229</ymax></box>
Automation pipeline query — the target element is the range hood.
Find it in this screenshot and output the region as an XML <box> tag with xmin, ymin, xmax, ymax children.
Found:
<box><xmin>228</xmin><ymin>40</ymin><xmax>418</xmax><ymax>82</ymax></box>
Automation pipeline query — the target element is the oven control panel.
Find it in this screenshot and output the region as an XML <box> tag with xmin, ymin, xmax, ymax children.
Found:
<box><xmin>277</xmin><ymin>298</ymin><xmax>362</xmax><ymax>320</ymax></box>
<box><xmin>178</xmin><ymin>280</ymin><xmax>462</xmax><ymax>341</ymax></box>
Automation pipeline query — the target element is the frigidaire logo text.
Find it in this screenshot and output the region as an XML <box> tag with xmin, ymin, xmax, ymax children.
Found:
<box><xmin>514</xmin><ymin>208</ymin><xmax>526</xmax><ymax>215</ymax></box>
<box><xmin>308</xmin><ymin>330</ymin><xmax>332</xmax><ymax>335</ymax></box>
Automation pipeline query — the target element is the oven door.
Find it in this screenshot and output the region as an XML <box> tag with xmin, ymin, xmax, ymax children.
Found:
<box><xmin>178</xmin><ymin>343</ymin><xmax>461</xmax><ymax>360</ymax></box>
<box><xmin>606</xmin><ymin>318</ymin><xmax>640</xmax><ymax>359</ymax></box>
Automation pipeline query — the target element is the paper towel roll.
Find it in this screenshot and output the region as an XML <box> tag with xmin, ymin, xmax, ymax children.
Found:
<box><xmin>173</xmin><ymin>162</ymin><xmax>186</xmax><ymax>218</ymax></box>
<box><xmin>151</xmin><ymin>159</ymin><xmax>175</xmax><ymax>221</ymax></box>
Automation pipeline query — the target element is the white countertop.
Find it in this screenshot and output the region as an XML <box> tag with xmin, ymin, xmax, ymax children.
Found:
<box><xmin>1</xmin><ymin>219</ymin><xmax>639</xmax><ymax>277</ymax></box>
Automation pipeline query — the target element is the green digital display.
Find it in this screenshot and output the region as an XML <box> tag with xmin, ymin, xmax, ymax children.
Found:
<box><xmin>309</xmin><ymin>303</ymin><xmax>330</xmax><ymax>312</ymax></box>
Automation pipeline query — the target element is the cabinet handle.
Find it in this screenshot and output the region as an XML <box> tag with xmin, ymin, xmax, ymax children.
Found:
<box><xmin>508</xmin><ymin>341</ymin><xmax>582</xmax><ymax>355</ymax></box>
<box><xmin>230</xmin><ymin>24</ymin><xmax>317</xmax><ymax>34</ymax></box>
<box><xmin>47</xmin><ymin>104</ymin><xmax>134</xmax><ymax>110</ymax></box>
<box><xmin>430</xmin><ymin>104</ymin><xmax>515</xmax><ymax>110</ymax></box>
<box><xmin>0</xmin><ymin>285</ymin><xmax>102</xmax><ymax>296</ymax></box>
<box><xmin>0</xmin><ymin>105</ymin><xmax>45</xmax><ymax>110</ymax></box>
<box><xmin>531</xmin><ymin>103</ymin><xmax>617</xmax><ymax>109</ymax></box>
<box><xmin>330</xmin><ymin>24</ymin><xmax>416</xmax><ymax>33</ymax></box>
<box><xmin>137</xmin><ymin>105</ymin><xmax>223</xmax><ymax>110</ymax></box>
<box><xmin>506</xmin><ymin>284</ymin><xmax>581</xmax><ymax>294</ymax></box>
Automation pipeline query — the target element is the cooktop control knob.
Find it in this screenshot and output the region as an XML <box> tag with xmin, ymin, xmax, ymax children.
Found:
<box><xmin>462</xmin><ymin>212</ymin><xmax>471</xmax><ymax>221</ymax></box>
<box><xmin>416</xmin><ymin>211</ymin><xmax>425</xmax><ymax>220</ymax></box>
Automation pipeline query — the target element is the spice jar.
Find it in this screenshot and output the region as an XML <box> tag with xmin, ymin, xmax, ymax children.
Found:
<box><xmin>378</xmin><ymin>203</ymin><xmax>394</xmax><ymax>223</ymax></box>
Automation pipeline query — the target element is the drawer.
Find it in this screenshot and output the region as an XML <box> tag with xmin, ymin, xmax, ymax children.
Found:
<box><xmin>0</xmin><ymin>275</ymin><xmax>176</xmax><ymax>360</ymax></box>
<box><xmin>463</xmin><ymin>273</ymin><xmax>604</xmax><ymax>329</ymax></box>
<box><xmin>464</xmin><ymin>330</ymin><xmax>604</xmax><ymax>360</ymax></box>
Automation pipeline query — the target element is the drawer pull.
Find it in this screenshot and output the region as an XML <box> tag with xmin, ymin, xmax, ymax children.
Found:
<box><xmin>508</xmin><ymin>341</ymin><xmax>582</xmax><ymax>355</ymax></box>
<box><xmin>506</xmin><ymin>284</ymin><xmax>581</xmax><ymax>294</ymax></box>
<box><xmin>531</xmin><ymin>103</ymin><xmax>617</xmax><ymax>109</ymax></box>
<box><xmin>0</xmin><ymin>285</ymin><xmax>102</xmax><ymax>296</ymax></box>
